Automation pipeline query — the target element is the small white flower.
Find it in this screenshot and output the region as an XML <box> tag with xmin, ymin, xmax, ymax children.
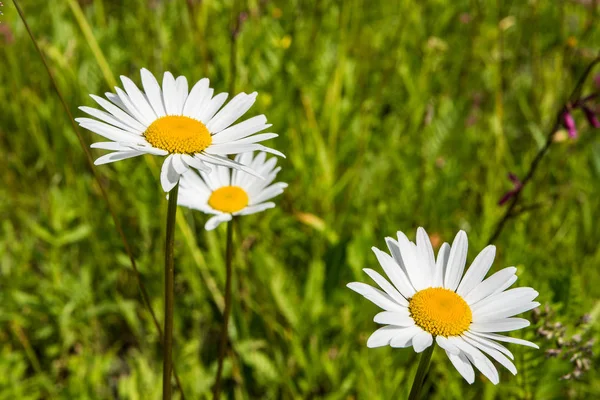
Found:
<box><xmin>177</xmin><ymin>152</ymin><xmax>287</xmax><ymax>230</ymax></box>
<box><xmin>76</xmin><ymin>68</ymin><xmax>284</xmax><ymax>192</ymax></box>
<box><xmin>348</xmin><ymin>227</ymin><xmax>540</xmax><ymax>385</ymax></box>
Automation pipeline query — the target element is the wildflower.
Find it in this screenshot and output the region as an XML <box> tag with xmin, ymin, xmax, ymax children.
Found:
<box><xmin>562</xmin><ymin>111</ymin><xmax>578</xmax><ymax>138</ymax></box>
<box><xmin>177</xmin><ymin>152</ymin><xmax>287</xmax><ymax>230</ymax></box>
<box><xmin>348</xmin><ymin>228</ymin><xmax>539</xmax><ymax>384</ymax></box>
<box><xmin>77</xmin><ymin>68</ymin><xmax>284</xmax><ymax>192</ymax></box>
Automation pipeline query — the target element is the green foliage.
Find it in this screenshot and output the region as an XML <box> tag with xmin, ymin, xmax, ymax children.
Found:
<box><xmin>1</xmin><ymin>0</ymin><xmax>600</xmax><ymax>398</ymax></box>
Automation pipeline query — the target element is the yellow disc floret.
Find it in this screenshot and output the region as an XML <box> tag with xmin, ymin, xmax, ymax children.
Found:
<box><xmin>208</xmin><ymin>186</ymin><xmax>249</xmax><ymax>213</ymax></box>
<box><xmin>144</xmin><ymin>116</ymin><xmax>212</xmax><ymax>154</ymax></box>
<box><xmin>408</xmin><ymin>287</ymin><xmax>472</xmax><ymax>337</ymax></box>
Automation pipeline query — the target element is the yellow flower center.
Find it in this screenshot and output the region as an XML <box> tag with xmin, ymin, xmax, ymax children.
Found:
<box><xmin>144</xmin><ymin>116</ymin><xmax>212</xmax><ymax>154</ymax></box>
<box><xmin>208</xmin><ymin>186</ymin><xmax>249</xmax><ymax>213</ymax></box>
<box><xmin>408</xmin><ymin>287</ymin><xmax>472</xmax><ymax>337</ymax></box>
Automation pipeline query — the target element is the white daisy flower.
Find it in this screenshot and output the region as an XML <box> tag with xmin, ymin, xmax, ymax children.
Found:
<box><xmin>76</xmin><ymin>68</ymin><xmax>284</xmax><ymax>192</ymax></box>
<box><xmin>347</xmin><ymin>228</ymin><xmax>540</xmax><ymax>385</ymax></box>
<box><xmin>177</xmin><ymin>151</ymin><xmax>287</xmax><ymax>230</ymax></box>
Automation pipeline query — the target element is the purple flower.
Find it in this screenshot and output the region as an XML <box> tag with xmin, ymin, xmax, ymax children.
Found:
<box><xmin>563</xmin><ymin>111</ymin><xmax>578</xmax><ymax>138</ymax></box>
<box><xmin>498</xmin><ymin>173</ymin><xmax>523</xmax><ymax>206</ymax></box>
<box><xmin>583</xmin><ymin>106</ymin><xmax>600</xmax><ymax>128</ymax></box>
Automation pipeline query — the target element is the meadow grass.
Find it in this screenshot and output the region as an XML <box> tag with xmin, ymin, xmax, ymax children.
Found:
<box><xmin>1</xmin><ymin>0</ymin><xmax>600</xmax><ymax>398</ymax></box>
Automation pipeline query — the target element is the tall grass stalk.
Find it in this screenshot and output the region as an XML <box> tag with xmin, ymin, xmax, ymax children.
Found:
<box><xmin>12</xmin><ymin>1</ymin><xmax>186</xmax><ymax>397</ymax></box>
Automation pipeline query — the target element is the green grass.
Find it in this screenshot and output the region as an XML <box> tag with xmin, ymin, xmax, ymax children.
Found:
<box><xmin>1</xmin><ymin>0</ymin><xmax>600</xmax><ymax>398</ymax></box>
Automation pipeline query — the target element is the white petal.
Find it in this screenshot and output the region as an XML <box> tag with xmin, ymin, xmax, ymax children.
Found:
<box><xmin>207</xmin><ymin>92</ymin><xmax>258</xmax><ymax>133</ymax></box>
<box><xmin>462</xmin><ymin>335</ymin><xmax>517</xmax><ymax>375</ymax></box>
<box><xmin>452</xmin><ymin>337</ymin><xmax>499</xmax><ymax>385</ymax></box>
<box><xmin>210</xmin><ymin>115</ymin><xmax>270</xmax><ymax>143</ymax></box>
<box><xmin>162</xmin><ymin>72</ymin><xmax>179</xmax><ymax>115</ymax></box>
<box><xmin>182</xmin><ymin>154</ymin><xmax>211</xmax><ymax>172</ymax></box>
<box><xmin>463</xmin><ymin>331</ymin><xmax>514</xmax><ymax>360</ymax></box>
<box><xmin>363</xmin><ymin>268</ymin><xmax>408</xmax><ymax>307</ymax></box>
<box><xmin>79</xmin><ymin>106</ymin><xmax>143</xmax><ymax>135</ymax></box>
<box><xmin>346</xmin><ymin>282</ymin><xmax>405</xmax><ymax>312</ymax></box>
<box><xmin>91</xmin><ymin>142</ymin><xmax>131</xmax><ymax>151</ymax></box>
<box><xmin>432</xmin><ymin>242</ymin><xmax>450</xmax><ymax>287</ymax></box>
<box><xmin>120</xmin><ymin>142</ymin><xmax>168</xmax><ymax>155</ymax></box>
<box><xmin>197</xmin><ymin>153</ymin><xmax>261</xmax><ymax>178</ymax></box>
<box><xmin>471</xmin><ymin>332</ymin><xmax>539</xmax><ymax>349</ymax></box>
<box><xmin>446</xmin><ymin>351</ymin><xmax>475</xmax><ymax>384</ymax></box>
<box><xmin>464</xmin><ymin>267</ymin><xmax>517</xmax><ymax>305</ymax></box>
<box><xmin>233</xmin><ymin>203</ymin><xmax>275</xmax><ymax>216</ymax></box>
<box><xmin>250</xmin><ymin>184</ymin><xmax>287</xmax><ymax>205</ymax></box>
<box><xmin>456</xmin><ymin>245</ymin><xmax>496</xmax><ymax>297</ymax></box>
<box><xmin>183</xmin><ymin>78</ymin><xmax>211</xmax><ymax>117</ymax></box>
<box><xmin>396</xmin><ymin>231</ymin><xmax>427</xmax><ymax>291</ymax></box>
<box><xmin>224</xmin><ymin>132</ymin><xmax>279</xmax><ymax>145</ymax></box>
<box><xmin>115</xmin><ymin>87</ymin><xmax>153</xmax><ymax>125</ymax></box>
<box><xmin>89</xmin><ymin>94</ymin><xmax>147</xmax><ymax>132</ymax></box>
<box><xmin>366</xmin><ymin>326</ymin><xmax>404</xmax><ymax>348</ymax></box>
<box><xmin>175</xmin><ymin>76</ymin><xmax>189</xmax><ymax>114</ymax></box>
<box><xmin>436</xmin><ymin>336</ymin><xmax>460</xmax><ymax>355</ymax></box>
<box><xmin>160</xmin><ymin>154</ymin><xmax>181</xmax><ymax>192</ymax></box>
<box><xmin>373</xmin><ymin>311</ymin><xmax>414</xmax><ymax>326</ymax></box>
<box><xmin>385</xmin><ymin>238</ymin><xmax>408</xmax><ymax>275</ymax></box>
<box><xmin>205</xmin><ymin>143</ymin><xmax>284</xmax><ymax>158</ymax></box>
<box><xmin>205</xmin><ymin>213</ymin><xmax>232</xmax><ymax>231</ymax></box>
<box><xmin>412</xmin><ymin>331</ymin><xmax>433</xmax><ymax>353</ymax></box>
<box><xmin>444</xmin><ymin>230</ymin><xmax>468</xmax><ymax>291</ymax></box>
<box><xmin>471</xmin><ymin>287</ymin><xmax>539</xmax><ymax>313</ymax></box>
<box><xmin>77</xmin><ymin>118</ymin><xmax>141</xmax><ymax>142</ymax></box>
<box><xmin>491</xmin><ymin>274</ymin><xmax>518</xmax><ymax>295</ymax></box>
<box><xmin>470</xmin><ymin>318</ymin><xmax>530</xmax><ymax>333</ymax></box>
<box><xmin>198</xmin><ymin>92</ymin><xmax>228</xmax><ymax>123</ymax></box>
<box><xmin>416</xmin><ymin>227</ymin><xmax>435</xmax><ymax>284</ymax></box>
<box><xmin>372</xmin><ymin>247</ymin><xmax>416</xmax><ymax>298</ymax></box>
<box><xmin>120</xmin><ymin>75</ymin><xmax>157</xmax><ymax>121</ymax></box>
<box><xmin>389</xmin><ymin>326</ymin><xmax>422</xmax><ymax>348</ymax></box>
<box><xmin>94</xmin><ymin>151</ymin><xmax>143</xmax><ymax>165</ymax></box>
<box><xmin>474</xmin><ymin>302</ymin><xmax>540</xmax><ymax>322</ymax></box>
<box><xmin>140</xmin><ymin>68</ymin><xmax>166</xmax><ymax>117</ymax></box>
<box><xmin>170</xmin><ymin>154</ymin><xmax>189</xmax><ymax>175</ymax></box>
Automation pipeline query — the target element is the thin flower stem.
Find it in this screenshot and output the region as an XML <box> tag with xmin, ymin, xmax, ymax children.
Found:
<box><xmin>408</xmin><ymin>345</ymin><xmax>435</xmax><ymax>400</ymax></box>
<box><xmin>12</xmin><ymin>1</ymin><xmax>186</xmax><ymax>397</ymax></box>
<box><xmin>163</xmin><ymin>182</ymin><xmax>180</xmax><ymax>400</ymax></box>
<box><xmin>487</xmin><ymin>54</ymin><xmax>600</xmax><ymax>244</ymax></box>
<box><xmin>213</xmin><ymin>218</ymin><xmax>236</xmax><ymax>400</ymax></box>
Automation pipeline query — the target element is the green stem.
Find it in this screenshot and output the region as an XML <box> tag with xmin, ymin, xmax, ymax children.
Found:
<box><xmin>213</xmin><ymin>218</ymin><xmax>235</xmax><ymax>400</ymax></box>
<box><xmin>408</xmin><ymin>345</ymin><xmax>434</xmax><ymax>400</ymax></box>
<box><xmin>163</xmin><ymin>182</ymin><xmax>180</xmax><ymax>400</ymax></box>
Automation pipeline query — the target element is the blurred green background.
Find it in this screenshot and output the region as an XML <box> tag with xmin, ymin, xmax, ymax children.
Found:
<box><xmin>2</xmin><ymin>0</ymin><xmax>600</xmax><ymax>398</ymax></box>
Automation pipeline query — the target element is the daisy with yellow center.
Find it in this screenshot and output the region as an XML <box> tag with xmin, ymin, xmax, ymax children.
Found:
<box><xmin>76</xmin><ymin>68</ymin><xmax>284</xmax><ymax>192</ymax></box>
<box><xmin>348</xmin><ymin>228</ymin><xmax>540</xmax><ymax>385</ymax></box>
<box><xmin>177</xmin><ymin>152</ymin><xmax>287</xmax><ymax>230</ymax></box>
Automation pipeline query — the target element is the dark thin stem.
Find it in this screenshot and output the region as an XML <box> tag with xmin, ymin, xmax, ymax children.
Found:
<box><xmin>163</xmin><ymin>183</ymin><xmax>180</xmax><ymax>400</ymax></box>
<box><xmin>213</xmin><ymin>218</ymin><xmax>235</xmax><ymax>400</ymax></box>
<box><xmin>487</xmin><ymin>54</ymin><xmax>600</xmax><ymax>244</ymax></box>
<box><xmin>408</xmin><ymin>345</ymin><xmax>434</xmax><ymax>400</ymax></box>
<box><xmin>12</xmin><ymin>1</ymin><xmax>186</xmax><ymax>397</ymax></box>
<box><xmin>229</xmin><ymin>0</ymin><xmax>240</xmax><ymax>94</ymax></box>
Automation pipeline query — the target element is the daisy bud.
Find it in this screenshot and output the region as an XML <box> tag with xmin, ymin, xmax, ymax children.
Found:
<box><xmin>563</xmin><ymin>111</ymin><xmax>578</xmax><ymax>138</ymax></box>
<box><xmin>583</xmin><ymin>106</ymin><xmax>600</xmax><ymax>128</ymax></box>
